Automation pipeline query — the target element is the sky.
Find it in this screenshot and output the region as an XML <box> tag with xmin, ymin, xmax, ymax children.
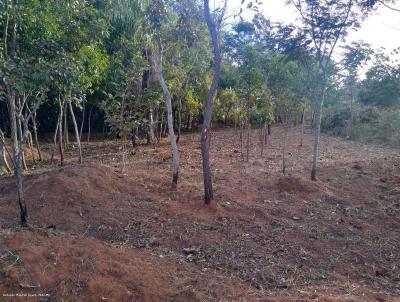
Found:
<box><xmin>223</xmin><ymin>0</ymin><xmax>400</xmax><ymax>60</ymax></box>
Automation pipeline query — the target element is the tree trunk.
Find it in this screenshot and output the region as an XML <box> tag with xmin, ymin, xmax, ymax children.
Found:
<box><xmin>51</xmin><ymin>113</ymin><xmax>60</xmax><ymax>164</ymax></box>
<box><xmin>176</xmin><ymin>98</ymin><xmax>182</xmax><ymax>144</ymax></box>
<box><xmin>27</xmin><ymin>131</ymin><xmax>36</xmax><ymax>165</ymax></box>
<box><xmin>186</xmin><ymin>113</ymin><xmax>191</xmax><ymax>131</ymax></box>
<box><xmin>16</xmin><ymin>105</ymin><xmax>28</xmax><ymax>171</ymax></box>
<box><xmin>87</xmin><ymin>106</ymin><xmax>93</xmax><ymax>144</ymax></box>
<box><xmin>201</xmin><ymin>0</ymin><xmax>222</xmax><ymax>204</ymax></box>
<box><xmin>3</xmin><ymin>0</ymin><xmax>8</xmax><ymax>59</ymax></box>
<box><xmin>64</xmin><ymin>102</ymin><xmax>69</xmax><ymax>147</ymax></box>
<box><xmin>300</xmin><ymin>108</ymin><xmax>305</xmax><ymax>147</ymax></box>
<box><xmin>246</xmin><ymin>98</ymin><xmax>251</xmax><ymax>162</ymax></box>
<box><xmin>153</xmin><ymin>42</ymin><xmax>179</xmax><ymax>187</ymax></box>
<box><xmin>68</xmin><ymin>100</ymin><xmax>83</xmax><ymax>164</ymax></box>
<box><xmin>159</xmin><ymin>112</ymin><xmax>164</xmax><ymax>141</ymax></box>
<box><xmin>32</xmin><ymin>112</ymin><xmax>42</xmax><ymax>161</ymax></box>
<box><xmin>240</xmin><ymin>123</ymin><xmax>243</xmax><ymax>159</ymax></box>
<box><xmin>0</xmin><ymin>129</ymin><xmax>12</xmax><ymax>174</ymax></box>
<box><xmin>349</xmin><ymin>85</ymin><xmax>354</xmax><ymax>139</ymax></box>
<box><xmin>7</xmin><ymin>93</ymin><xmax>28</xmax><ymax>226</ymax></box>
<box><xmin>282</xmin><ymin>125</ymin><xmax>288</xmax><ymax>175</ymax></box>
<box><xmin>147</xmin><ymin>108</ymin><xmax>156</xmax><ymax>145</ymax></box>
<box><xmin>260</xmin><ymin>126</ymin><xmax>264</xmax><ymax>157</ymax></box>
<box><xmin>80</xmin><ymin>102</ymin><xmax>85</xmax><ymax>141</ymax></box>
<box><xmin>264</xmin><ymin>121</ymin><xmax>268</xmax><ymax>145</ymax></box>
<box><xmin>311</xmin><ymin>90</ymin><xmax>326</xmax><ymax>181</ymax></box>
<box><xmin>58</xmin><ymin>98</ymin><xmax>65</xmax><ymax>166</ymax></box>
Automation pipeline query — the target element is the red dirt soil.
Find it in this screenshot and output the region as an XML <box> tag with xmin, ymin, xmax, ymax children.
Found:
<box><xmin>1</xmin><ymin>126</ymin><xmax>400</xmax><ymax>301</ymax></box>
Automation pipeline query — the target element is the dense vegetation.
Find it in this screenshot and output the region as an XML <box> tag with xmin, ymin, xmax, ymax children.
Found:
<box><xmin>0</xmin><ymin>0</ymin><xmax>399</xmax><ymax>226</ymax></box>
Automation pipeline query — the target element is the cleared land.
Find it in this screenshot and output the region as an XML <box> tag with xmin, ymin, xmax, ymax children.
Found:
<box><xmin>1</xmin><ymin>126</ymin><xmax>399</xmax><ymax>301</ymax></box>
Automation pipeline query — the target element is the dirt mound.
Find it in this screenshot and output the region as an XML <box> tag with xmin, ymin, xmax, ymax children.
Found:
<box><xmin>277</xmin><ymin>176</ymin><xmax>326</xmax><ymax>194</ymax></box>
<box><xmin>0</xmin><ymin>229</ymin><xmax>175</xmax><ymax>302</ymax></box>
<box><xmin>0</xmin><ymin>164</ymin><xmax>136</xmax><ymax>231</ymax></box>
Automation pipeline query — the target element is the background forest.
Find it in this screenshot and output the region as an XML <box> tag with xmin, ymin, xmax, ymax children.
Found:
<box><xmin>1</xmin><ymin>0</ymin><xmax>398</xmax><ymax>152</ymax></box>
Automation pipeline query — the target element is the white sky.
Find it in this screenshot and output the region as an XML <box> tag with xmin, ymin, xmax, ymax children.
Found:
<box><xmin>223</xmin><ymin>0</ymin><xmax>400</xmax><ymax>61</ymax></box>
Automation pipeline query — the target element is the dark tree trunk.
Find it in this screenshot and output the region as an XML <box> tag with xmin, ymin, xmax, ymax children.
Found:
<box><xmin>201</xmin><ymin>0</ymin><xmax>222</xmax><ymax>204</ymax></box>
<box><xmin>80</xmin><ymin>102</ymin><xmax>85</xmax><ymax>141</ymax></box>
<box><xmin>58</xmin><ymin>98</ymin><xmax>65</xmax><ymax>166</ymax></box>
<box><xmin>64</xmin><ymin>102</ymin><xmax>69</xmax><ymax>148</ymax></box>
<box><xmin>87</xmin><ymin>106</ymin><xmax>93</xmax><ymax>144</ymax></box>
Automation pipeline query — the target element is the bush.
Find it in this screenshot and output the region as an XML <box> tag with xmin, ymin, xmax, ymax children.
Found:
<box><xmin>322</xmin><ymin>104</ymin><xmax>400</xmax><ymax>147</ymax></box>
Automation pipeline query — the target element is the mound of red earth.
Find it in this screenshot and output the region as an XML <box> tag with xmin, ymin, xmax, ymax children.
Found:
<box><xmin>0</xmin><ymin>164</ymin><xmax>136</xmax><ymax>231</ymax></box>
<box><xmin>0</xmin><ymin>230</ymin><xmax>174</xmax><ymax>302</ymax></box>
<box><xmin>277</xmin><ymin>175</ymin><xmax>327</xmax><ymax>195</ymax></box>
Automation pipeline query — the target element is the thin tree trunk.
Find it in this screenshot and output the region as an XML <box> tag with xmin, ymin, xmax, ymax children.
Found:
<box><xmin>153</xmin><ymin>41</ymin><xmax>179</xmax><ymax>187</ymax></box>
<box><xmin>32</xmin><ymin>112</ymin><xmax>42</xmax><ymax>161</ymax></box>
<box><xmin>68</xmin><ymin>100</ymin><xmax>83</xmax><ymax>164</ymax></box>
<box><xmin>80</xmin><ymin>102</ymin><xmax>85</xmax><ymax>141</ymax></box>
<box><xmin>1</xmin><ymin>144</ymin><xmax>11</xmax><ymax>174</ymax></box>
<box><xmin>16</xmin><ymin>99</ymin><xmax>28</xmax><ymax>171</ymax></box>
<box><xmin>64</xmin><ymin>102</ymin><xmax>69</xmax><ymax>147</ymax></box>
<box><xmin>240</xmin><ymin>123</ymin><xmax>243</xmax><ymax>159</ymax></box>
<box><xmin>176</xmin><ymin>98</ymin><xmax>182</xmax><ymax>144</ymax></box>
<box><xmin>10</xmin><ymin>19</ymin><xmax>16</xmax><ymax>57</ymax></box>
<box><xmin>147</xmin><ymin>108</ymin><xmax>156</xmax><ymax>145</ymax></box>
<box><xmin>283</xmin><ymin>125</ymin><xmax>288</xmax><ymax>175</ymax></box>
<box><xmin>246</xmin><ymin>99</ymin><xmax>251</xmax><ymax>162</ymax></box>
<box><xmin>3</xmin><ymin>0</ymin><xmax>8</xmax><ymax>60</ymax></box>
<box><xmin>58</xmin><ymin>98</ymin><xmax>65</xmax><ymax>166</ymax></box>
<box><xmin>201</xmin><ymin>0</ymin><xmax>222</xmax><ymax>204</ymax></box>
<box><xmin>264</xmin><ymin>121</ymin><xmax>268</xmax><ymax>145</ymax></box>
<box><xmin>159</xmin><ymin>112</ymin><xmax>164</xmax><ymax>141</ymax></box>
<box><xmin>87</xmin><ymin>106</ymin><xmax>93</xmax><ymax>144</ymax></box>
<box><xmin>51</xmin><ymin>112</ymin><xmax>60</xmax><ymax>164</ymax></box>
<box><xmin>0</xmin><ymin>129</ymin><xmax>12</xmax><ymax>174</ymax></box>
<box><xmin>300</xmin><ymin>108</ymin><xmax>305</xmax><ymax>147</ymax></box>
<box><xmin>186</xmin><ymin>113</ymin><xmax>191</xmax><ymax>131</ymax></box>
<box><xmin>7</xmin><ymin>93</ymin><xmax>28</xmax><ymax>226</ymax></box>
<box><xmin>349</xmin><ymin>85</ymin><xmax>354</xmax><ymax>138</ymax></box>
<box><xmin>27</xmin><ymin>131</ymin><xmax>36</xmax><ymax>165</ymax></box>
<box><xmin>311</xmin><ymin>90</ymin><xmax>326</xmax><ymax>181</ymax></box>
<box><xmin>260</xmin><ymin>127</ymin><xmax>264</xmax><ymax>157</ymax></box>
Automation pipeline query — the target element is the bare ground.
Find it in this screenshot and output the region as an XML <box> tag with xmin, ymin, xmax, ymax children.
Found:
<box><xmin>0</xmin><ymin>125</ymin><xmax>399</xmax><ymax>301</ymax></box>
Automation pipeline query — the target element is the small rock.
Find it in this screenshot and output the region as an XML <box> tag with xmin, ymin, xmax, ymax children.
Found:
<box><xmin>291</xmin><ymin>215</ymin><xmax>303</xmax><ymax>221</ymax></box>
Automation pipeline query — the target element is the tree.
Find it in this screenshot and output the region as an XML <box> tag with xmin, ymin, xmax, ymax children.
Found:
<box><xmin>289</xmin><ymin>0</ymin><xmax>380</xmax><ymax>181</ymax></box>
<box><xmin>147</xmin><ymin>0</ymin><xmax>180</xmax><ymax>186</ymax></box>
<box><xmin>340</xmin><ymin>41</ymin><xmax>373</xmax><ymax>136</ymax></box>
<box><xmin>200</xmin><ymin>0</ymin><xmax>226</xmax><ymax>204</ymax></box>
